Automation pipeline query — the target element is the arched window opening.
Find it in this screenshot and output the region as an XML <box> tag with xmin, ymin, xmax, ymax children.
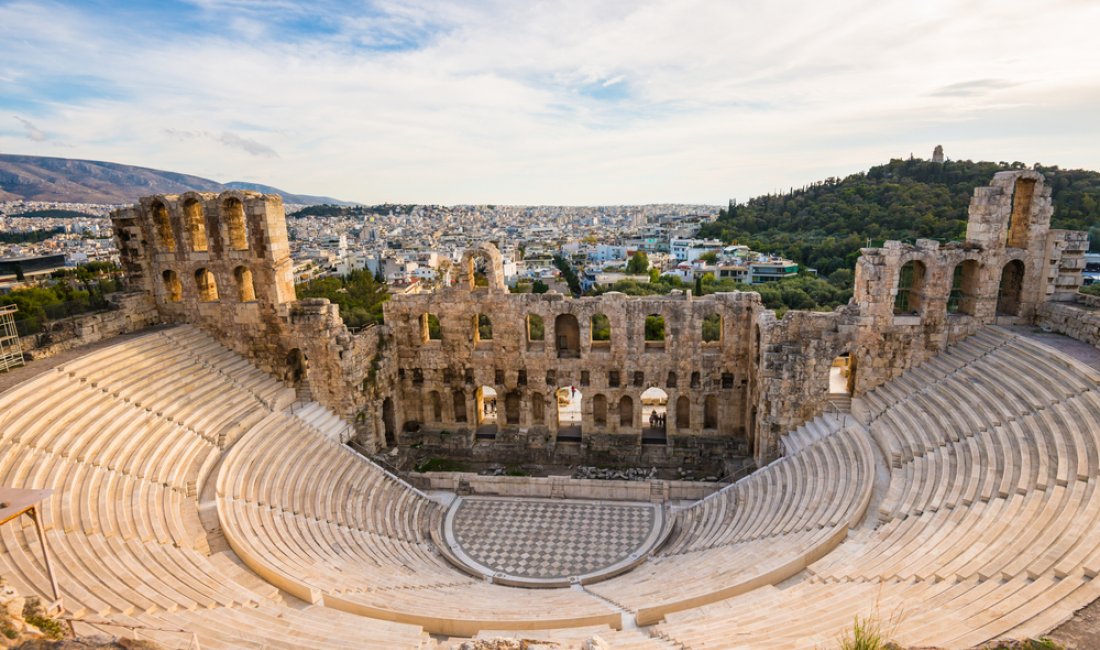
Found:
<box><xmin>829</xmin><ymin>354</ymin><xmax>853</xmax><ymax>396</ymax></box>
<box><xmin>234</xmin><ymin>266</ymin><xmax>256</xmax><ymax>302</ymax></box>
<box><xmin>152</xmin><ymin>201</ymin><xmax>176</xmax><ymax>251</ymax></box>
<box><xmin>701</xmin><ymin>313</ymin><xmax>722</xmax><ymax>343</ymax></box>
<box><xmin>162</xmin><ymin>269</ymin><xmax>182</xmax><ymax>302</ymax></box>
<box><xmin>676</xmin><ymin>395</ymin><xmax>690</xmax><ymax>430</ymax></box>
<box><xmin>948</xmin><ymin>260</ymin><xmax>980</xmax><ymax>315</ymax></box>
<box><xmin>591</xmin><ymin>313</ymin><xmax>611</xmax><ymax>348</ymax></box>
<box><xmin>223</xmin><ymin>197</ymin><xmax>249</xmax><ymax>251</ymax></box>
<box><xmin>593</xmin><ymin>394</ymin><xmax>608</xmax><ymax>427</ymax></box>
<box><xmin>531</xmin><ymin>393</ymin><xmax>545</xmax><ymax>424</ymax></box>
<box><xmin>474</xmin><ymin>313</ymin><xmax>493</xmax><ymax>343</ymax></box>
<box><xmin>704</xmin><ymin>395</ymin><xmax>718</xmax><ymax>430</ymax></box>
<box><xmin>452</xmin><ymin>389</ymin><xmax>467</xmax><ymax>423</ymax></box>
<box><xmin>645</xmin><ymin>314</ymin><xmax>666</xmax><ymax>347</ymax></box>
<box><xmin>666</xmin><ymin>371</ymin><xmax>677</xmax><ymax>388</ymax></box>
<box><xmin>421</xmin><ymin>313</ymin><xmax>442</xmax><ymax>342</ymax></box>
<box><xmin>382</xmin><ymin>398</ymin><xmax>396</xmax><ymax>446</ymax></box>
<box><xmin>1006</xmin><ymin>177</ymin><xmax>1037</xmax><ymax>249</ymax></box>
<box><xmin>556</xmin><ymin>385</ymin><xmax>582</xmax><ymax>441</ymax></box>
<box><xmin>504</xmin><ymin>391</ymin><xmax>521</xmax><ymax>426</ymax></box>
<box><xmin>527</xmin><ymin>314</ymin><xmax>545</xmax><ymax>342</ymax></box>
<box><xmin>286</xmin><ymin>348</ymin><xmax>307</xmax><ymax>385</ymax></box>
<box><xmin>476</xmin><ymin>386</ymin><xmax>498</xmax><ymax>438</ymax></box>
<box><xmin>183</xmin><ymin>199</ymin><xmax>208</xmax><ymax>251</ymax></box>
<box><xmin>555</xmin><ymin>313</ymin><xmax>580</xmax><ymax>358</ymax></box>
<box><xmin>998</xmin><ymin>260</ymin><xmax>1026</xmax><ymax>316</ymax></box>
<box><xmin>690</xmin><ymin>372</ymin><xmax>701</xmax><ymax>389</ymax></box>
<box><xmin>195</xmin><ymin>268</ymin><xmax>219</xmax><ymax>302</ymax></box>
<box><xmin>893</xmin><ymin>260</ymin><xmax>926</xmax><ymax>315</ymax></box>
<box><xmin>641</xmin><ymin>387</ymin><xmax>669</xmax><ymax>444</ymax></box>
<box><xmin>428</xmin><ymin>391</ymin><xmax>442</xmax><ymax>422</ymax></box>
<box><xmin>619</xmin><ymin>395</ymin><xmax>634</xmax><ymax>428</ymax></box>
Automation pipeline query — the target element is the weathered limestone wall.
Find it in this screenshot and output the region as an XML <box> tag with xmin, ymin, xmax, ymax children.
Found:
<box><xmin>17</xmin><ymin>292</ymin><xmax>158</xmax><ymax>362</ymax></box>
<box><xmin>107</xmin><ymin>168</ymin><xmax>1089</xmax><ymax>469</ymax></box>
<box><xmin>384</xmin><ymin>284</ymin><xmax>762</xmax><ymax>466</ymax></box>
<box><xmin>1038</xmin><ymin>299</ymin><xmax>1100</xmax><ymax>348</ymax></box>
<box><xmin>754</xmin><ymin>306</ymin><xmax>856</xmax><ymax>462</ymax></box>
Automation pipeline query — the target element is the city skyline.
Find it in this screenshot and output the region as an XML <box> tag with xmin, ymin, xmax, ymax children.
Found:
<box><xmin>2</xmin><ymin>0</ymin><xmax>1099</xmax><ymax>205</ymax></box>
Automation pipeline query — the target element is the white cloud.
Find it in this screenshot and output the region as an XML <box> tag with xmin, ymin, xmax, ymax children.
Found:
<box><xmin>13</xmin><ymin>115</ymin><xmax>47</xmax><ymax>142</ymax></box>
<box><xmin>0</xmin><ymin>0</ymin><xmax>1098</xmax><ymax>203</ymax></box>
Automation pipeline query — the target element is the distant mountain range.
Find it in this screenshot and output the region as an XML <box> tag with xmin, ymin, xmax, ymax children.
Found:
<box><xmin>0</xmin><ymin>153</ymin><xmax>354</xmax><ymax>205</ymax></box>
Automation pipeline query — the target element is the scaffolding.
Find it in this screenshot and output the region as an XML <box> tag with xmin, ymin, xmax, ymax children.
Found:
<box><xmin>0</xmin><ymin>304</ymin><xmax>25</xmax><ymax>372</ymax></box>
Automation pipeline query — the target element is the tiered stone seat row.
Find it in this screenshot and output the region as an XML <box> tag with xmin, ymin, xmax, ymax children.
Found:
<box><xmin>779</xmin><ymin>412</ymin><xmax>848</xmax><ymax>455</ymax></box>
<box><xmin>216</xmin><ymin>412</ymin><xmax>622</xmax><ymax>636</ymax></box>
<box><xmin>652</xmin><ymin>327</ymin><xmax>1100</xmax><ymax>649</ymax></box>
<box><xmin>586</xmin><ymin>426</ymin><xmax>874</xmax><ymax>624</ymax></box>
<box><xmin>293</xmin><ymin>401</ymin><xmax>354</xmax><ymax>441</ymax></box>
<box><xmin>0</xmin><ymin>326</ymin><xmax>430</xmax><ymax>649</ymax></box>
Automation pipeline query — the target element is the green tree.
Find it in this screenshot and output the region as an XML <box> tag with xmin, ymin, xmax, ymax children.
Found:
<box><xmin>531</xmin><ymin>279</ymin><xmax>549</xmax><ymax>294</ymax></box>
<box><xmin>626</xmin><ymin>251</ymin><xmax>649</xmax><ymax>275</ymax></box>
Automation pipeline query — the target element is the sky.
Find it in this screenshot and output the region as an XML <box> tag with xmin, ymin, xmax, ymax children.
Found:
<box><xmin>1</xmin><ymin>0</ymin><xmax>1099</xmax><ymax>205</ymax></box>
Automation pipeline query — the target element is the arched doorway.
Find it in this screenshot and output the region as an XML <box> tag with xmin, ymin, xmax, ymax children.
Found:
<box><xmin>641</xmin><ymin>387</ymin><xmax>669</xmax><ymax>444</ymax></box>
<box><xmin>382</xmin><ymin>397</ymin><xmax>396</xmax><ymax>447</ymax></box>
<box><xmin>619</xmin><ymin>395</ymin><xmax>634</xmax><ymax>428</ymax></box>
<box><xmin>286</xmin><ymin>348</ymin><xmax>307</xmax><ymax>385</ymax></box>
<box><xmin>475</xmin><ymin>386</ymin><xmax>498</xmax><ymax>439</ymax></box>
<box><xmin>555</xmin><ymin>314</ymin><xmax>580</xmax><ymax>358</ymax></box>
<box><xmin>829</xmin><ymin>354</ymin><xmax>853</xmax><ymax>396</ymax></box>
<box><xmin>555</xmin><ymin>386</ymin><xmax>582</xmax><ymax>441</ymax></box>
<box><xmin>998</xmin><ymin>259</ymin><xmax>1025</xmax><ymax>316</ymax></box>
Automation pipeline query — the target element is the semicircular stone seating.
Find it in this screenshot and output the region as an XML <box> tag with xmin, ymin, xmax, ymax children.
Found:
<box><xmin>0</xmin><ymin>326</ymin><xmax>431</xmax><ymax>649</ymax></box>
<box><xmin>3</xmin><ymin>323</ymin><xmax>1100</xmax><ymax>649</ymax></box>
<box><xmin>652</xmin><ymin>327</ymin><xmax>1100</xmax><ymax>649</ymax></box>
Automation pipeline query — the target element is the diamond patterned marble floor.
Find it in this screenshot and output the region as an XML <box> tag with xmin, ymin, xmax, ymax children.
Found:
<box><xmin>447</xmin><ymin>497</ymin><xmax>660</xmax><ymax>582</ymax></box>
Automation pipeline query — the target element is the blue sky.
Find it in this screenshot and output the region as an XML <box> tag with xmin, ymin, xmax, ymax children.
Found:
<box><xmin>1</xmin><ymin>0</ymin><xmax>1099</xmax><ymax>204</ymax></box>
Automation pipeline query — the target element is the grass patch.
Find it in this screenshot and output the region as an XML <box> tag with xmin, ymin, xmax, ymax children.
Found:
<box><xmin>836</xmin><ymin>615</ymin><xmax>891</xmax><ymax>650</ymax></box>
<box><xmin>22</xmin><ymin>597</ymin><xmax>65</xmax><ymax>640</ymax></box>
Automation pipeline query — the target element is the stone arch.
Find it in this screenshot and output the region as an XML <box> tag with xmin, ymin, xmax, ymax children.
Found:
<box><xmin>619</xmin><ymin>395</ymin><xmax>634</xmax><ymax>428</ymax></box>
<box><xmin>1006</xmin><ymin>177</ymin><xmax>1037</xmax><ymax>249</ymax></box>
<box><xmin>676</xmin><ymin>395</ymin><xmax>690</xmax><ymax>429</ymax></box>
<box><xmin>476</xmin><ymin>386</ymin><xmax>498</xmax><ymax>426</ymax></box>
<box><xmin>473</xmin><ymin>313</ymin><xmax>493</xmax><ymax>343</ymax></box>
<box><xmin>641</xmin><ymin>387</ymin><xmax>669</xmax><ymax>443</ymax></box>
<box><xmin>151</xmin><ymin>200</ymin><xmax>176</xmax><ymax>251</ymax></box>
<box><xmin>421</xmin><ymin>313</ymin><xmax>442</xmax><ymax>342</ymax></box>
<box><xmin>428</xmin><ymin>390</ymin><xmax>442</xmax><ymax>422</ymax></box>
<box><xmin>645</xmin><ymin>314</ymin><xmax>666</xmax><ymax>346</ymax></box>
<box><xmin>221</xmin><ymin>196</ymin><xmax>250</xmax><ymax>251</ymax></box>
<box><xmin>286</xmin><ymin>348</ymin><xmax>307</xmax><ymax>385</ymax></box>
<box><xmin>182</xmin><ymin>196</ymin><xmax>208</xmax><ymax>252</ymax></box>
<box><xmin>452</xmin><ymin>389</ymin><xmax>468</xmax><ymax>423</ymax></box>
<box><xmin>555</xmin><ymin>313</ymin><xmax>580</xmax><ymax>358</ymax></box>
<box><xmin>666</xmin><ymin>371</ymin><xmax>677</xmax><ymax>388</ymax></box>
<box><xmin>382</xmin><ymin>397</ymin><xmax>396</xmax><ymax>447</ymax></box>
<box><xmin>948</xmin><ymin>259</ymin><xmax>981</xmax><ymax>315</ymax></box>
<box><xmin>161</xmin><ymin>269</ymin><xmax>182</xmax><ymax>302</ymax></box>
<box><xmin>590</xmin><ymin>313</ymin><xmax>611</xmax><ymax>346</ymax></box>
<box><xmin>998</xmin><ymin>259</ymin><xmax>1026</xmax><ymax>316</ymax></box>
<box><xmin>690</xmin><ymin>371</ymin><xmax>701</xmax><ymax>389</ymax></box>
<box><xmin>194</xmin><ymin>267</ymin><xmax>219</xmax><ymax>302</ymax></box>
<box><xmin>703</xmin><ymin>395</ymin><xmax>718</xmax><ymax>429</ymax></box>
<box><xmin>593</xmin><ymin>394</ymin><xmax>608</xmax><ymax>427</ymax></box>
<box><xmin>701</xmin><ymin>313</ymin><xmax>722</xmax><ymax>343</ymax></box>
<box><xmin>893</xmin><ymin>259</ymin><xmax>926</xmax><ymax>315</ymax></box>
<box><xmin>459</xmin><ymin>243</ymin><xmax>506</xmax><ymax>291</ymax></box>
<box><xmin>234</xmin><ymin>266</ymin><xmax>256</xmax><ymax>302</ymax></box>
<box><xmin>527</xmin><ymin>314</ymin><xmax>545</xmax><ymax>342</ymax></box>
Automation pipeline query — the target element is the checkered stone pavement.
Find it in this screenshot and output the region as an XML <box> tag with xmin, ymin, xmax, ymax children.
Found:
<box><xmin>451</xmin><ymin>497</ymin><xmax>657</xmax><ymax>580</ymax></box>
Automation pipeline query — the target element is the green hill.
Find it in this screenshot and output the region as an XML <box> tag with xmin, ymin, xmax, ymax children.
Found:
<box><xmin>698</xmin><ymin>158</ymin><xmax>1100</xmax><ymax>277</ymax></box>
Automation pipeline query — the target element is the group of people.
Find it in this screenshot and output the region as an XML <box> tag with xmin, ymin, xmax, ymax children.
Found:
<box><xmin>648</xmin><ymin>410</ymin><xmax>667</xmax><ymax>429</ymax></box>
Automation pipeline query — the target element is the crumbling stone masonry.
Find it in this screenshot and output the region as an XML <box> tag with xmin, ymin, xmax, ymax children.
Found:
<box><xmin>109</xmin><ymin>170</ymin><xmax>1090</xmax><ymax>468</ymax></box>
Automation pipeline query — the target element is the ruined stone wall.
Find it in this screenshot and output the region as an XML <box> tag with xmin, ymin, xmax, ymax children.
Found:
<box><xmin>754</xmin><ymin>306</ymin><xmax>856</xmax><ymax>463</ymax></box>
<box><xmin>17</xmin><ymin>292</ymin><xmax>158</xmax><ymax>362</ymax></box>
<box><xmin>383</xmin><ymin>283</ymin><xmax>762</xmax><ymax>466</ymax></box>
<box><xmin>1038</xmin><ymin>299</ymin><xmax>1100</xmax><ymax>348</ymax></box>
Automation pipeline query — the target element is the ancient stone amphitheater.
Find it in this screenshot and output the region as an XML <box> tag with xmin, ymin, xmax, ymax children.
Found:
<box><xmin>3</xmin><ymin>171</ymin><xmax>1100</xmax><ymax>648</ymax></box>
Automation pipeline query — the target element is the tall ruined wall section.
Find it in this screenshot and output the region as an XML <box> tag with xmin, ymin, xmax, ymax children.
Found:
<box><xmin>383</xmin><ymin>270</ymin><xmax>762</xmax><ymax>467</ymax></box>
<box><xmin>850</xmin><ymin>170</ymin><xmax>1086</xmax><ymax>392</ymax></box>
<box><xmin>110</xmin><ymin>192</ymin><xmax>392</xmax><ymax>448</ymax></box>
<box><xmin>753</xmin><ymin>306</ymin><xmax>857</xmax><ymax>462</ymax></box>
